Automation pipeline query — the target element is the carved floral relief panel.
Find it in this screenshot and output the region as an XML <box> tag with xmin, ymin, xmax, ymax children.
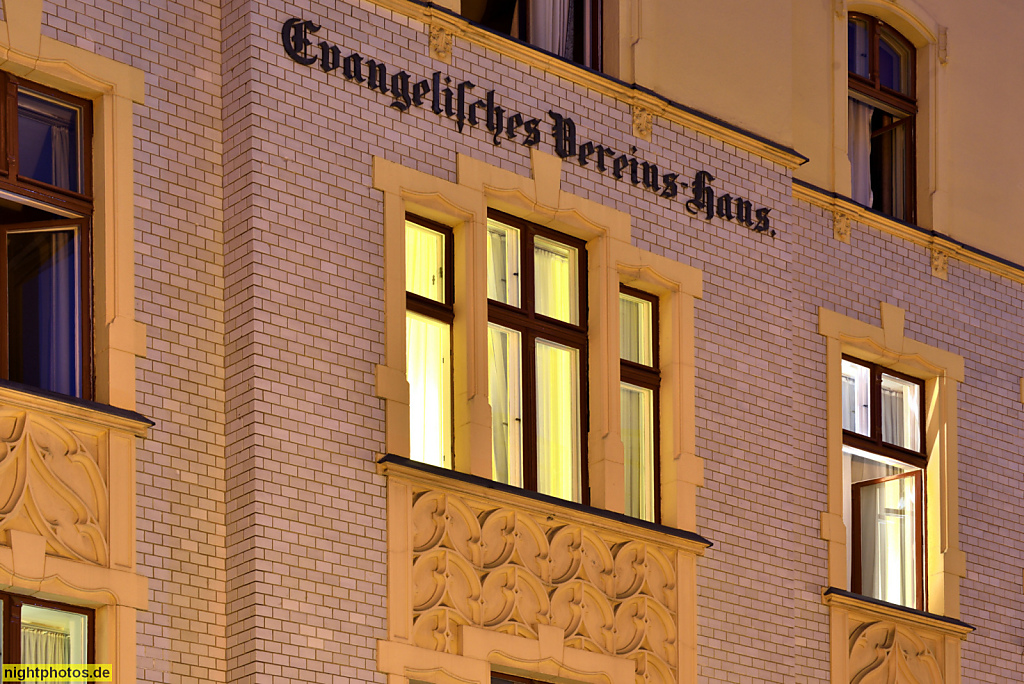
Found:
<box><xmin>406</xmin><ymin>485</ymin><xmax>691</xmax><ymax>684</ymax></box>
<box><xmin>848</xmin><ymin>620</ymin><xmax>944</xmax><ymax>684</ymax></box>
<box><xmin>0</xmin><ymin>408</ymin><xmax>109</xmax><ymax>565</ymax></box>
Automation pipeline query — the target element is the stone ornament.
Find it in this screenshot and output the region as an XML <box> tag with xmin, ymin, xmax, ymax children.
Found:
<box><xmin>409</xmin><ymin>488</ymin><xmax>680</xmax><ymax>684</ymax></box>
<box><xmin>430</xmin><ymin>25</ymin><xmax>453</xmax><ymax>64</ymax></box>
<box><xmin>632</xmin><ymin>105</ymin><xmax>654</xmax><ymax>142</ymax></box>
<box><xmin>849</xmin><ymin>621</ymin><xmax>943</xmax><ymax>684</ymax></box>
<box><xmin>930</xmin><ymin>247</ymin><xmax>949</xmax><ymax>280</ymax></box>
<box><xmin>0</xmin><ymin>410</ymin><xmax>108</xmax><ymax>565</ymax></box>
<box><xmin>833</xmin><ymin>211</ymin><xmax>852</xmax><ymax>243</ymax></box>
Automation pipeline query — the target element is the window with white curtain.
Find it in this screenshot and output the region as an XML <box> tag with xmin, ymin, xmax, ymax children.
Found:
<box><xmin>487</xmin><ymin>212</ymin><xmax>587</xmax><ymax>503</ymax></box>
<box><xmin>619</xmin><ymin>287</ymin><xmax>659</xmax><ymax>522</ymax></box>
<box><xmin>0</xmin><ymin>73</ymin><xmax>92</xmax><ymax>399</ymax></box>
<box><xmin>847</xmin><ymin>14</ymin><xmax>917</xmax><ymax>222</ymax></box>
<box><xmin>406</xmin><ymin>216</ymin><xmax>454</xmax><ymax>469</ymax></box>
<box><xmin>0</xmin><ymin>591</ymin><xmax>93</xmax><ymax>668</ymax></box>
<box><xmin>841</xmin><ymin>357</ymin><xmax>925</xmax><ymax>609</ymax></box>
<box><xmin>465</xmin><ymin>0</ymin><xmax>603</xmax><ymax>70</ymax></box>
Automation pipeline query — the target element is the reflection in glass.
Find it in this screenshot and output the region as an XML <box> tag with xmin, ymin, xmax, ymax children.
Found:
<box><xmin>18</xmin><ymin>90</ymin><xmax>82</xmax><ymax>193</ymax></box>
<box><xmin>488</xmin><ymin>324</ymin><xmax>523</xmax><ymax>487</ymax></box>
<box><xmin>878</xmin><ymin>30</ymin><xmax>912</xmax><ymax>95</ymax></box>
<box><xmin>621</xmin><ymin>382</ymin><xmax>655</xmax><ymax>521</ymax></box>
<box><xmin>8</xmin><ymin>229</ymin><xmax>80</xmax><ymax>397</ymax></box>
<box><xmin>848</xmin><ymin>18</ymin><xmax>870</xmax><ymax>77</ymax></box>
<box><xmin>407</xmin><ymin>311</ymin><xmax>450</xmax><ymax>468</ymax></box>
<box><xmin>620</xmin><ymin>293</ymin><xmax>653</xmax><ymax>366</ymax></box>
<box><xmin>534</xmin><ymin>237</ymin><xmax>578</xmax><ymax>324</ymax></box>
<box><xmin>405</xmin><ymin>220</ymin><xmax>446</xmax><ymax>302</ymax></box>
<box><xmin>535</xmin><ymin>338</ymin><xmax>580</xmax><ymax>501</ymax></box>
<box><xmin>841</xmin><ymin>359</ymin><xmax>870</xmax><ymax>437</ymax></box>
<box><xmin>487</xmin><ymin>219</ymin><xmax>520</xmax><ymax>306</ymax></box>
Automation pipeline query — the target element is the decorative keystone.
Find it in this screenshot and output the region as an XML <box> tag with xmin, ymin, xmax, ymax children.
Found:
<box><xmin>632</xmin><ymin>105</ymin><xmax>653</xmax><ymax>142</ymax></box>
<box><xmin>930</xmin><ymin>247</ymin><xmax>949</xmax><ymax>280</ymax></box>
<box><xmin>429</xmin><ymin>26</ymin><xmax>453</xmax><ymax>64</ymax></box>
<box><xmin>833</xmin><ymin>211</ymin><xmax>851</xmax><ymax>243</ymax></box>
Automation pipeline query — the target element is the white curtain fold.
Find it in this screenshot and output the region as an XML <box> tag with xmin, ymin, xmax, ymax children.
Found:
<box><xmin>528</xmin><ymin>0</ymin><xmax>570</xmax><ymax>58</ymax></box>
<box><xmin>848</xmin><ymin>99</ymin><xmax>874</xmax><ymax>207</ymax></box>
<box><xmin>535</xmin><ymin>339</ymin><xmax>579</xmax><ymax>501</ymax></box>
<box><xmin>22</xmin><ymin>625</ymin><xmax>71</xmax><ymax>684</ymax></box>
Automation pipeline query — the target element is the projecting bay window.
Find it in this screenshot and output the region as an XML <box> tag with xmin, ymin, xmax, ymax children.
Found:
<box><xmin>848</xmin><ymin>13</ymin><xmax>917</xmax><ymax>222</ymax></box>
<box><xmin>465</xmin><ymin>0</ymin><xmax>602</xmax><ymax>69</ymax></box>
<box><xmin>842</xmin><ymin>356</ymin><xmax>925</xmax><ymax>609</ymax></box>
<box><xmin>620</xmin><ymin>286</ymin><xmax>659</xmax><ymax>522</ymax></box>
<box><xmin>0</xmin><ymin>74</ymin><xmax>93</xmax><ymax>399</ymax></box>
<box><xmin>406</xmin><ymin>216</ymin><xmax>454</xmax><ymax>468</ymax></box>
<box><xmin>0</xmin><ymin>591</ymin><xmax>94</xmax><ymax>668</ymax></box>
<box><xmin>487</xmin><ymin>212</ymin><xmax>587</xmax><ymax>502</ymax></box>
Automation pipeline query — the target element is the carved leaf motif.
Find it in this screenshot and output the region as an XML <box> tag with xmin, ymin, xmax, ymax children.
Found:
<box><xmin>479</xmin><ymin>508</ymin><xmax>549</xmax><ymax>579</ymax></box>
<box><xmin>411</xmin><ymin>491</ymin><xmax>481</xmax><ymax>563</ymax></box>
<box><xmin>614</xmin><ymin>597</ymin><xmax>676</xmax><ymax>664</ymax></box>
<box><xmin>579</xmin><ymin>528</ymin><xmax>615</xmax><ymax>597</ymax></box>
<box><xmin>412</xmin><ymin>607</ymin><xmax>470</xmax><ymax>653</ymax></box>
<box><xmin>481</xmin><ymin>565</ymin><xmax>548</xmax><ymax>632</ymax></box>
<box><xmin>550</xmin><ymin>580</ymin><xmax>615</xmax><ymax>653</ymax></box>
<box><xmin>630</xmin><ymin>650</ymin><xmax>676</xmax><ymax>684</ymax></box>
<box><xmin>849</xmin><ymin>622</ymin><xmax>943</xmax><ymax>684</ymax></box>
<box><xmin>548</xmin><ymin>525</ymin><xmax>584</xmax><ymax>584</ymax></box>
<box><xmin>0</xmin><ymin>411</ymin><xmax>108</xmax><ymax>565</ymax></box>
<box><xmin>411</xmin><ymin>549</ymin><xmax>482</xmax><ymax>622</ymax></box>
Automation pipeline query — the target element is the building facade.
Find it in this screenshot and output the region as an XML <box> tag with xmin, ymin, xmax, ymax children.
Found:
<box><xmin>0</xmin><ymin>0</ymin><xmax>1022</xmax><ymax>683</ymax></box>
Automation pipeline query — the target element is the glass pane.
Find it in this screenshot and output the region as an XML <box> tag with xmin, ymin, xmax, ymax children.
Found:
<box><xmin>534</xmin><ymin>236</ymin><xmax>578</xmax><ymax>324</ymax></box>
<box><xmin>621</xmin><ymin>382</ymin><xmax>655</xmax><ymax>521</ymax></box>
<box><xmin>869</xmin><ymin>110</ymin><xmax>909</xmax><ymax>221</ymax></box>
<box><xmin>841</xmin><ymin>359</ymin><xmax>870</xmax><ymax>436</ymax></box>
<box><xmin>406</xmin><ymin>311</ymin><xmax>450</xmax><ymax>467</ymax></box>
<box><xmin>848</xmin><ymin>18</ymin><xmax>870</xmax><ymax>78</ymax></box>
<box><xmin>535</xmin><ymin>338</ymin><xmax>581</xmax><ymax>501</ymax></box>
<box><xmin>620</xmin><ymin>293</ymin><xmax>654</xmax><ymax>365</ymax></box>
<box><xmin>857</xmin><ymin>473</ymin><xmax>918</xmax><ymax>607</ymax></box>
<box><xmin>487</xmin><ymin>219</ymin><xmax>520</xmax><ymax>306</ymax></box>
<box><xmin>881</xmin><ymin>373</ymin><xmax>921</xmax><ymax>451</ymax></box>
<box><xmin>18</xmin><ymin>90</ymin><xmax>82</xmax><ymax>193</ymax></box>
<box><xmin>21</xmin><ymin>604</ymin><xmax>88</xmax><ymax>666</ymax></box>
<box><xmin>488</xmin><ymin>323</ymin><xmax>523</xmax><ymax>487</ymax></box>
<box><xmin>405</xmin><ymin>220</ymin><xmax>446</xmax><ymax>302</ymax></box>
<box><xmin>879</xmin><ymin>29</ymin><xmax>912</xmax><ymax>95</ymax></box>
<box><xmin>8</xmin><ymin>229</ymin><xmax>81</xmax><ymax>397</ymax></box>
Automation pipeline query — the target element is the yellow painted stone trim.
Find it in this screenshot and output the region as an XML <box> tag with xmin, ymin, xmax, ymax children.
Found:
<box><xmin>818</xmin><ymin>303</ymin><xmax>965</xmax><ymax>622</ymax></box>
<box><xmin>796</xmin><ymin>183</ymin><xmax>1024</xmax><ymax>289</ymax></box>
<box><xmin>822</xmin><ymin>591</ymin><xmax>972</xmax><ymax>639</ymax></box>
<box><xmin>361</xmin><ymin>0</ymin><xmax>806</xmax><ymax>169</ymax></box>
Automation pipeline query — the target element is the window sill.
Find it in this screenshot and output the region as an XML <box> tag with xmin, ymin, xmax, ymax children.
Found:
<box><xmin>0</xmin><ymin>378</ymin><xmax>153</xmax><ymax>433</ymax></box>
<box><xmin>378</xmin><ymin>453</ymin><xmax>712</xmax><ymax>548</ymax></box>
<box><xmin>822</xmin><ymin>587</ymin><xmax>973</xmax><ymax>638</ymax></box>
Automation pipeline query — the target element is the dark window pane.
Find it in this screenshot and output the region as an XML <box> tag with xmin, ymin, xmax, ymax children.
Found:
<box><xmin>8</xmin><ymin>229</ymin><xmax>80</xmax><ymax>396</ymax></box>
<box><xmin>848</xmin><ymin>18</ymin><xmax>870</xmax><ymax>77</ymax></box>
<box><xmin>18</xmin><ymin>90</ymin><xmax>82</xmax><ymax>193</ymax></box>
<box><xmin>879</xmin><ymin>31</ymin><xmax>912</xmax><ymax>95</ymax></box>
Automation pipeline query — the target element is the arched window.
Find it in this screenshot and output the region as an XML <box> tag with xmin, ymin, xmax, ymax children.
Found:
<box><xmin>848</xmin><ymin>13</ymin><xmax>916</xmax><ymax>223</ymax></box>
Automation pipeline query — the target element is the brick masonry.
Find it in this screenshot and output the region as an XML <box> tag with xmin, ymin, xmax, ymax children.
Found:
<box><xmin>32</xmin><ymin>0</ymin><xmax>1024</xmax><ymax>681</ymax></box>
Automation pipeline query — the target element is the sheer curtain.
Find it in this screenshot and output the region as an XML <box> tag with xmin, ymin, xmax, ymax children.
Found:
<box><xmin>22</xmin><ymin>625</ymin><xmax>71</xmax><ymax>680</ymax></box>
<box><xmin>488</xmin><ymin>325</ymin><xmax>522</xmax><ymax>486</ymax></box>
<box><xmin>407</xmin><ymin>313</ymin><xmax>450</xmax><ymax>468</ymax></box>
<box><xmin>858</xmin><ymin>473</ymin><xmax>917</xmax><ymax>607</ymax></box>
<box><xmin>535</xmin><ymin>339</ymin><xmax>579</xmax><ymax>500</ymax></box>
<box><xmin>529</xmin><ymin>0</ymin><xmax>570</xmax><ymax>58</ymax></box>
<box><xmin>848</xmin><ymin>99</ymin><xmax>874</xmax><ymax>207</ymax></box>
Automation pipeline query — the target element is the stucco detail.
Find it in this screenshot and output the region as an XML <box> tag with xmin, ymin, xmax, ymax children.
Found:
<box><xmin>930</xmin><ymin>247</ymin><xmax>949</xmax><ymax>280</ymax></box>
<box><xmin>833</xmin><ymin>211</ymin><xmax>851</xmax><ymax>243</ymax></box>
<box><xmin>430</xmin><ymin>25</ymin><xmax>453</xmax><ymax>64</ymax></box>
<box><xmin>632</xmin><ymin>105</ymin><xmax>653</xmax><ymax>141</ymax></box>
<box><xmin>849</xmin><ymin>621</ymin><xmax>943</xmax><ymax>683</ymax></box>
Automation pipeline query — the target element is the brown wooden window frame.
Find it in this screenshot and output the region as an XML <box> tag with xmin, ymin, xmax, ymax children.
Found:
<box><xmin>0</xmin><ymin>72</ymin><xmax>94</xmax><ymax>399</ymax></box>
<box><xmin>487</xmin><ymin>209</ymin><xmax>589</xmax><ymax>503</ymax></box>
<box><xmin>848</xmin><ymin>12</ymin><xmax>917</xmax><ymax>223</ymax></box>
<box><xmin>843</xmin><ymin>355</ymin><xmax>926</xmax><ymax>610</ymax></box>
<box><xmin>619</xmin><ymin>284</ymin><xmax>660</xmax><ymax>523</ymax></box>
<box><xmin>474</xmin><ymin>0</ymin><xmax>603</xmax><ymax>71</ymax></box>
<box><xmin>1</xmin><ymin>590</ymin><xmax>96</xmax><ymax>670</ymax></box>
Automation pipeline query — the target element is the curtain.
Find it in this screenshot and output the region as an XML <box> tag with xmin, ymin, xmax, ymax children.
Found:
<box><xmin>621</xmin><ymin>383</ymin><xmax>654</xmax><ymax>521</ymax></box>
<box><xmin>534</xmin><ymin>239</ymin><xmax>575</xmax><ymax>323</ymax></box>
<box><xmin>407</xmin><ymin>312</ymin><xmax>450</xmax><ymax>467</ymax></box>
<box><xmin>405</xmin><ymin>221</ymin><xmax>444</xmax><ymax>301</ymax></box>
<box><xmin>848</xmin><ymin>99</ymin><xmax>874</xmax><ymax>207</ymax></box>
<box><xmin>535</xmin><ymin>339</ymin><xmax>579</xmax><ymax>501</ymax></box>
<box><xmin>52</xmin><ymin>124</ymin><xmax>71</xmax><ymax>190</ymax></box>
<box><xmin>842</xmin><ymin>375</ymin><xmax>857</xmax><ymax>432</ymax></box>
<box><xmin>22</xmin><ymin>626</ymin><xmax>71</xmax><ymax>683</ymax></box>
<box><xmin>857</xmin><ymin>472</ymin><xmax>917</xmax><ymax>607</ymax></box>
<box><xmin>880</xmin><ymin>386</ymin><xmax>905</xmax><ymax>445</ymax></box>
<box><xmin>488</xmin><ymin>325</ymin><xmax>522</xmax><ymax>486</ymax></box>
<box><xmin>528</xmin><ymin>0</ymin><xmax>570</xmax><ymax>58</ymax></box>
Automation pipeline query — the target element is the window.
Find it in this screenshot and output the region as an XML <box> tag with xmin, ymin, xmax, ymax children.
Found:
<box><xmin>487</xmin><ymin>211</ymin><xmax>588</xmax><ymax>502</ymax></box>
<box><xmin>0</xmin><ymin>73</ymin><xmax>92</xmax><ymax>398</ymax></box>
<box><xmin>848</xmin><ymin>13</ymin><xmax>916</xmax><ymax>222</ymax></box>
<box><xmin>620</xmin><ymin>286</ymin><xmax>659</xmax><ymax>522</ymax></box>
<box><xmin>406</xmin><ymin>216</ymin><xmax>454</xmax><ymax>468</ymax></box>
<box><xmin>0</xmin><ymin>592</ymin><xmax>94</xmax><ymax>668</ymax></box>
<box><xmin>463</xmin><ymin>0</ymin><xmax>602</xmax><ymax>69</ymax></box>
<box><xmin>842</xmin><ymin>356</ymin><xmax>925</xmax><ymax>609</ymax></box>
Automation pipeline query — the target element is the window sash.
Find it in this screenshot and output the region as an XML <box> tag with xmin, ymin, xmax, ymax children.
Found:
<box><xmin>406</xmin><ymin>311</ymin><xmax>452</xmax><ymax>469</ymax></box>
<box><xmin>0</xmin><ymin>591</ymin><xmax>95</xmax><ymax>667</ymax></box>
<box><xmin>621</xmin><ymin>382</ymin><xmax>655</xmax><ymax>521</ymax></box>
<box><xmin>841</xmin><ymin>356</ymin><xmax>925</xmax><ymax>465</ymax></box>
